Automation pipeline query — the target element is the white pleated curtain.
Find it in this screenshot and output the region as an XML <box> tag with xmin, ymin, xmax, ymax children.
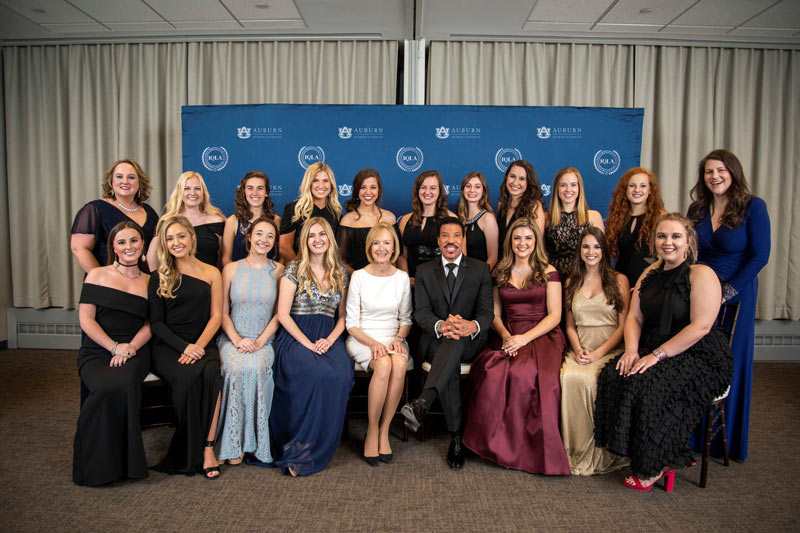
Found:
<box><xmin>428</xmin><ymin>41</ymin><xmax>799</xmax><ymax>320</ymax></box>
<box><xmin>2</xmin><ymin>40</ymin><xmax>397</xmax><ymax>310</ymax></box>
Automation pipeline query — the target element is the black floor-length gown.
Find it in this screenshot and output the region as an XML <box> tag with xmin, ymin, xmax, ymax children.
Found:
<box><xmin>594</xmin><ymin>262</ymin><xmax>733</xmax><ymax>477</ymax></box>
<box><xmin>148</xmin><ymin>273</ymin><xmax>222</xmax><ymax>475</ymax></box>
<box><xmin>73</xmin><ymin>284</ymin><xmax>151</xmax><ymax>486</ymax></box>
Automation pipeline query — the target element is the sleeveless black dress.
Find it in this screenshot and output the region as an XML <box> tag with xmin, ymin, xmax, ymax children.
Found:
<box><xmin>194</xmin><ymin>222</ymin><xmax>224</xmax><ymax>268</ymax></box>
<box><xmin>594</xmin><ymin>262</ymin><xmax>733</xmax><ymax>477</ymax></box>
<box><xmin>464</xmin><ymin>210</ymin><xmax>488</xmax><ymax>263</ymax></box>
<box><xmin>148</xmin><ymin>274</ymin><xmax>222</xmax><ymax>475</ymax></box>
<box><xmin>73</xmin><ymin>284</ymin><xmax>151</xmax><ymax>486</ymax></box>
<box><xmin>402</xmin><ymin>216</ymin><xmax>440</xmax><ymax>278</ymax></box>
<box><xmin>615</xmin><ymin>214</ymin><xmax>654</xmax><ymax>287</ymax></box>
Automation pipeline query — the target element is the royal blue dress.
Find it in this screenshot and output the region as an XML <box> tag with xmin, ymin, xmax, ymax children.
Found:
<box><xmin>268</xmin><ymin>263</ymin><xmax>354</xmax><ymax>476</ymax></box>
<box><xmin>694</xmin><ymin>196</ymin><xmax>770</xmax><ymax>461</ymax></box>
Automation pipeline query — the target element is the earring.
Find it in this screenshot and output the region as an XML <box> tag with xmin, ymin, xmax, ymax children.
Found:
<box><xmin>111</xmin><ymin>189</ymin><xmax>116</xmax><ymax>199</ymax></box>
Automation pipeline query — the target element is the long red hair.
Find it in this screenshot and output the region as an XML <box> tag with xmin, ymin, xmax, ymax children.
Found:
<box><xmin>605</xmin><ymin>167</ymin><xmax>664</xmax><ymax>260</ymax></box>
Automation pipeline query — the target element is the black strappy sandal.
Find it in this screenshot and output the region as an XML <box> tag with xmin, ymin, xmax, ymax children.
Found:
<box><xmin>202</xmin><ymin>440</ymin><xmax>220</xmax><ymax>480</ymax></box>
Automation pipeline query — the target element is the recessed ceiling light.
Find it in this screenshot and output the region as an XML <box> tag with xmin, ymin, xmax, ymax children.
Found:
<box><xmin>255</xmin><ymin>2</ymin><xmax>269</xmax><ymax>8</ymax></box>
<box><xmin>639</xmin><ymin>8</ymin><xmax>654</xmax><ymax>14</ymax></box>
<box><xmin>32</xmin><ymin>8</ymin><xmax>46</xmax><ymax>14</ymax></box>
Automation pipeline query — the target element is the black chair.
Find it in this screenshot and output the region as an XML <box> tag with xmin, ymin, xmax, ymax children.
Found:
<box><xmin>699</xmin><ymin>301</ymin><xmax>740</xmax><ymax>488</ymax></box>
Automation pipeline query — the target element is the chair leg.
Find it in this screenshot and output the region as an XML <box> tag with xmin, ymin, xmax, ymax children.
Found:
<box><xmin>402</xmin><ymin>373</ymin><xmax>409</xmax><ymax>443</ymax></box>
<box><xmin>700</xmin><ymin>403</ymin><xmax>714</xmax><ymax>488</ymax></box>
<box><xmin>718</xmin><ymin>402</ymin><xmax>730</xmax><ymax>467</ymax></box>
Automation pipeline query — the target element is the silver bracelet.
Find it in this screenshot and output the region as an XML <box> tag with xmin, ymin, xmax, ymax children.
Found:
<box><xmin>111</xmin><ymin>342</ymin><xmax>118</xmax><ymax>356</ymax></box>
<box><xmin>653</xmin><ymin>347</ymin><xmax>668</xmax><ymax>361</ymax></box>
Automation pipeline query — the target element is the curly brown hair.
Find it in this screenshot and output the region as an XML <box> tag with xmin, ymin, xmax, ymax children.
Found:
<box><xmin>497</xmin><ymin>160</ymin><xmax>543</xmax><ymax>223</ymax></box>
<box><xmin>605</xmin><ymin>167</ymin><xmax>664</xmax><ymax>260</ymax></box>
<box><xmin>563</xmin><ymin>227</ymin><xmax>623</xmax><ymax>313</ymax></box>
<box><xmin>102</xmin><ymin>158</ymin><xmax>151</xmax><ymax>204</ymax></box>
<box><xmin>687</xmin><ymin>149</ymin><xmax>752</xmax><ymax>229</ymax></box>
<box><xmin>409</xmin><ymin>170</ymin><xmax>449</xmax><ymax>227</ymax></box>
<box><xmin>234</xmin><ymin>171</ymin><xmax>275</xmax><ymax>223</ymax></box>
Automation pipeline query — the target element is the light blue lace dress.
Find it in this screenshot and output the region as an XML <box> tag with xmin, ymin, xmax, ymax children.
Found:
<box><xmin>217</xmin><ymin>259</ymin><xmax>278</xmax><ymax>462</ymax></box>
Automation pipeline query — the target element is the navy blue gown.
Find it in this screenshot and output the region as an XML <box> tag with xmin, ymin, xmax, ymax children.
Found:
<box><xmin>269</xmin><ymin>263</ymin><xmax>354</xmax><ymax>476</ymax></box>
<box><xmin>694</xmin><ymin>196</ymin><xmax>770</xmax><ymax>461</ymax></box>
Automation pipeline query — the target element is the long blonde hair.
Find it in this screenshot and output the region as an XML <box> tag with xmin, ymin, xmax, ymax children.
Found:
<box><xmin>292</xmin><ymin>163</ymin><xmax>342</xmax><ymax>223</ymax></box>
<box><xmin>548</xmin><ymin>166</ymin><xmax>590</xmax><ymax>227</ymax></box>
<box><xmin>155</xmin><ymin>215</ymin><xmax>197</xmax><ymax>298</ymax></box>
<box><xmin>494</xmin><ymin>217</ymin><xmax>549</xmax><ymax>287</ymax></box>
<box><xmin>292</xmin><ymin>217</ymin><xmax>346</xmax><ymax>298</ymax></box>
<box><xmin>162</xmin><ymin>171</ymin><xmax>224</xmax><ymax>220</ymax></box>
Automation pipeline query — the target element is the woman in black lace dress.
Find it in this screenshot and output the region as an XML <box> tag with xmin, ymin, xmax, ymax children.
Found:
<box><xmin>545</xmin><ymin>166</ymin><xmax>605</xmax><ymax>279</ymax></box>
<box><xmin>594</xmin><ymin>213</ymin><xmax>732</xmax><ymax>492</ymax></box>
<box><xmin>605</xmin><ymin>168</ymin><xmax>666</xmax><ymax>288</ymax></box>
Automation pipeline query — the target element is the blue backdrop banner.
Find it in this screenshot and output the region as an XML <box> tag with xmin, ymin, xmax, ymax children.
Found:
<box><xmin>181</xmin><ymin>104</ymin><xmax>644</xmax><ymax>219</ymax></box>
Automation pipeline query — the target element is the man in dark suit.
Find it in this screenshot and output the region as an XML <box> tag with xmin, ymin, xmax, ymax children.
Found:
<box><xmin>401</xmin><ymin>216</ymin><xmax>494</xmax><ymax>469</ymax></box>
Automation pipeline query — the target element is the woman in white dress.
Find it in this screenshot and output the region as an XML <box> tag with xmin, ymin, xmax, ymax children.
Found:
<box><xmin>345</xmin><ymin>222</ymin><xmax>413</xmax><ymax>465</ymax></box>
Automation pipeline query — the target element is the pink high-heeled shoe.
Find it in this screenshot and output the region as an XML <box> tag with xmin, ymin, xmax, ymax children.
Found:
<box><xmin>623</xmin><ymin>469</ymin><xmax>675</xmax><ymax>492</ymax></box>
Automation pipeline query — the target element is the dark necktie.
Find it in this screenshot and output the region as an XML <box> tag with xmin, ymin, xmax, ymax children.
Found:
<box><xmin>446</xmin><ymin>262</ymin><xmax>457</xmax><ymax>298</ymax></box>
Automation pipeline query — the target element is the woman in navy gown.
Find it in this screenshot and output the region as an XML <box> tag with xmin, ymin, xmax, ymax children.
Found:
<box><xmin>688</xmin><ymin>149</ymin><xmax>770</xmax><ymax>461</ymax></box>
<box><xmin>271</xmin><ymin>217</ymin><xmax>354</xmax><ymax>476</ymax></box>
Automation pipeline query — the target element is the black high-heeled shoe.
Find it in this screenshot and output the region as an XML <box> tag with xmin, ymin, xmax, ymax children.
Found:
<box><xmin>379</xmin><ymin>453</ymin><xmax>393</xmax><ymax>464</ymax></box>
<box><xmin>363</xmin><ymin>432</ymin><xmax>379</xmax><ymax>467</ymax></box>
<box><xmin>202</xmin><ymin>440</ymin><xmax>221</xmax><ymax>480</ymax></box>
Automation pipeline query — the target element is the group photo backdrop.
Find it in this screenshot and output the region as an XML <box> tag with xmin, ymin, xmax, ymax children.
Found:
<box><xmin>182</xmin><ymin>104</ymin><xmax>644</xmax><ymax>217</ymax></box>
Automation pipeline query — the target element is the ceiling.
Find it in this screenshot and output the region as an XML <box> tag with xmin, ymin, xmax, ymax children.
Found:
<box><xmin>1</xmin><ymin>0</ymin><xmax>798</xmax><ymax>46</ymax></box>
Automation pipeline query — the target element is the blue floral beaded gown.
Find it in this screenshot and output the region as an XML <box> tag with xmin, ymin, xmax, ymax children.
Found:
<box><xmin>694</xmin><ymin>197</ymin><xmax>770</xmax><ymax>461</ymax></box>
<box><xmin>269</xmin><ymin>263</ymin><xmax>354</xmax><ymax>476</ymax></box>
<box><xmin>217</xmin><ymin>259</ymin><xmax>279</xmax><ymax>463</ymax></box>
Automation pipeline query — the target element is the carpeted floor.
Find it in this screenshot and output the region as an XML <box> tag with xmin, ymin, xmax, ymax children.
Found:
<box><xmin>0</xmin><ymin>348</ymin><xmax>798</xmax><ymax>532</ymax></box>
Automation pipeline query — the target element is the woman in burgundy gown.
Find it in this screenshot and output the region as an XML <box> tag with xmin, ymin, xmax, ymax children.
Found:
<box><xmin>464</xmin><ymin>217</ymin><xmax>570</xmax><ymax>475</ymax></box>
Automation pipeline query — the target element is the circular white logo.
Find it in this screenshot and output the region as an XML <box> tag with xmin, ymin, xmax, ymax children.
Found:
<box><xmin>297</xmin><ymin>145</ymin><xmax>326</xmax><ymax>169</ymax></box>
<box><xmin>396</xmin><ymin>146</ymin><xmax>424</xmax><ymax>172</ymax></box>
<box><xmin>201</xmin><ymin>146</ymin><xmax>229</xmax><ymax>172</ymax></box>
<box><xmin>495</xmin><ymin>148</ymin><xmax>523</xmax><ymax>172</ymax></box>
<box><xmin>593</xmin><ymin>150</ymin><xmax>621</xmax><ymax>175</ymax></box>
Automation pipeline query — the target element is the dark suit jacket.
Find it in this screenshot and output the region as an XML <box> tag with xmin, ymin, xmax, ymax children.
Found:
<box><xmin>413</xmin><ymin>255</ymin><xmax>494</xmax><ymax>357</ymax></box>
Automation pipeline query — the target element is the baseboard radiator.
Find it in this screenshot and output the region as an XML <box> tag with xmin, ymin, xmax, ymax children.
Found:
<box><xmin>6</xmin><ymin>308</ymin><xmax>800</xmax><ymax>361</ymax></box>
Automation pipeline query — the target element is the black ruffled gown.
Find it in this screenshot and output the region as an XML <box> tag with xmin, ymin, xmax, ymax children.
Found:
<box><xmin>594</xmin><ymin>261</ymin><xmax>733</xmax><ymax>477</ymax></box>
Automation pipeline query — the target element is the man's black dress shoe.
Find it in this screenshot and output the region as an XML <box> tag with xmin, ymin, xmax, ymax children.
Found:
<box><xmin>400</xmin><ymin>398</ymin><xmax>427</xmax><ymax>432</ymax></box>
<box><xmin>447</xmin><ymin>436</ymin><xmax>465</xmax><ymax>470</ymax></box>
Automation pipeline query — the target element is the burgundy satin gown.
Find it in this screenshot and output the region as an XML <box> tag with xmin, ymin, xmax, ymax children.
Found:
<box><xmin>463</xmin><ymin>271</ymin><xmax>570</xmax><ymax>475</ymax></box>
